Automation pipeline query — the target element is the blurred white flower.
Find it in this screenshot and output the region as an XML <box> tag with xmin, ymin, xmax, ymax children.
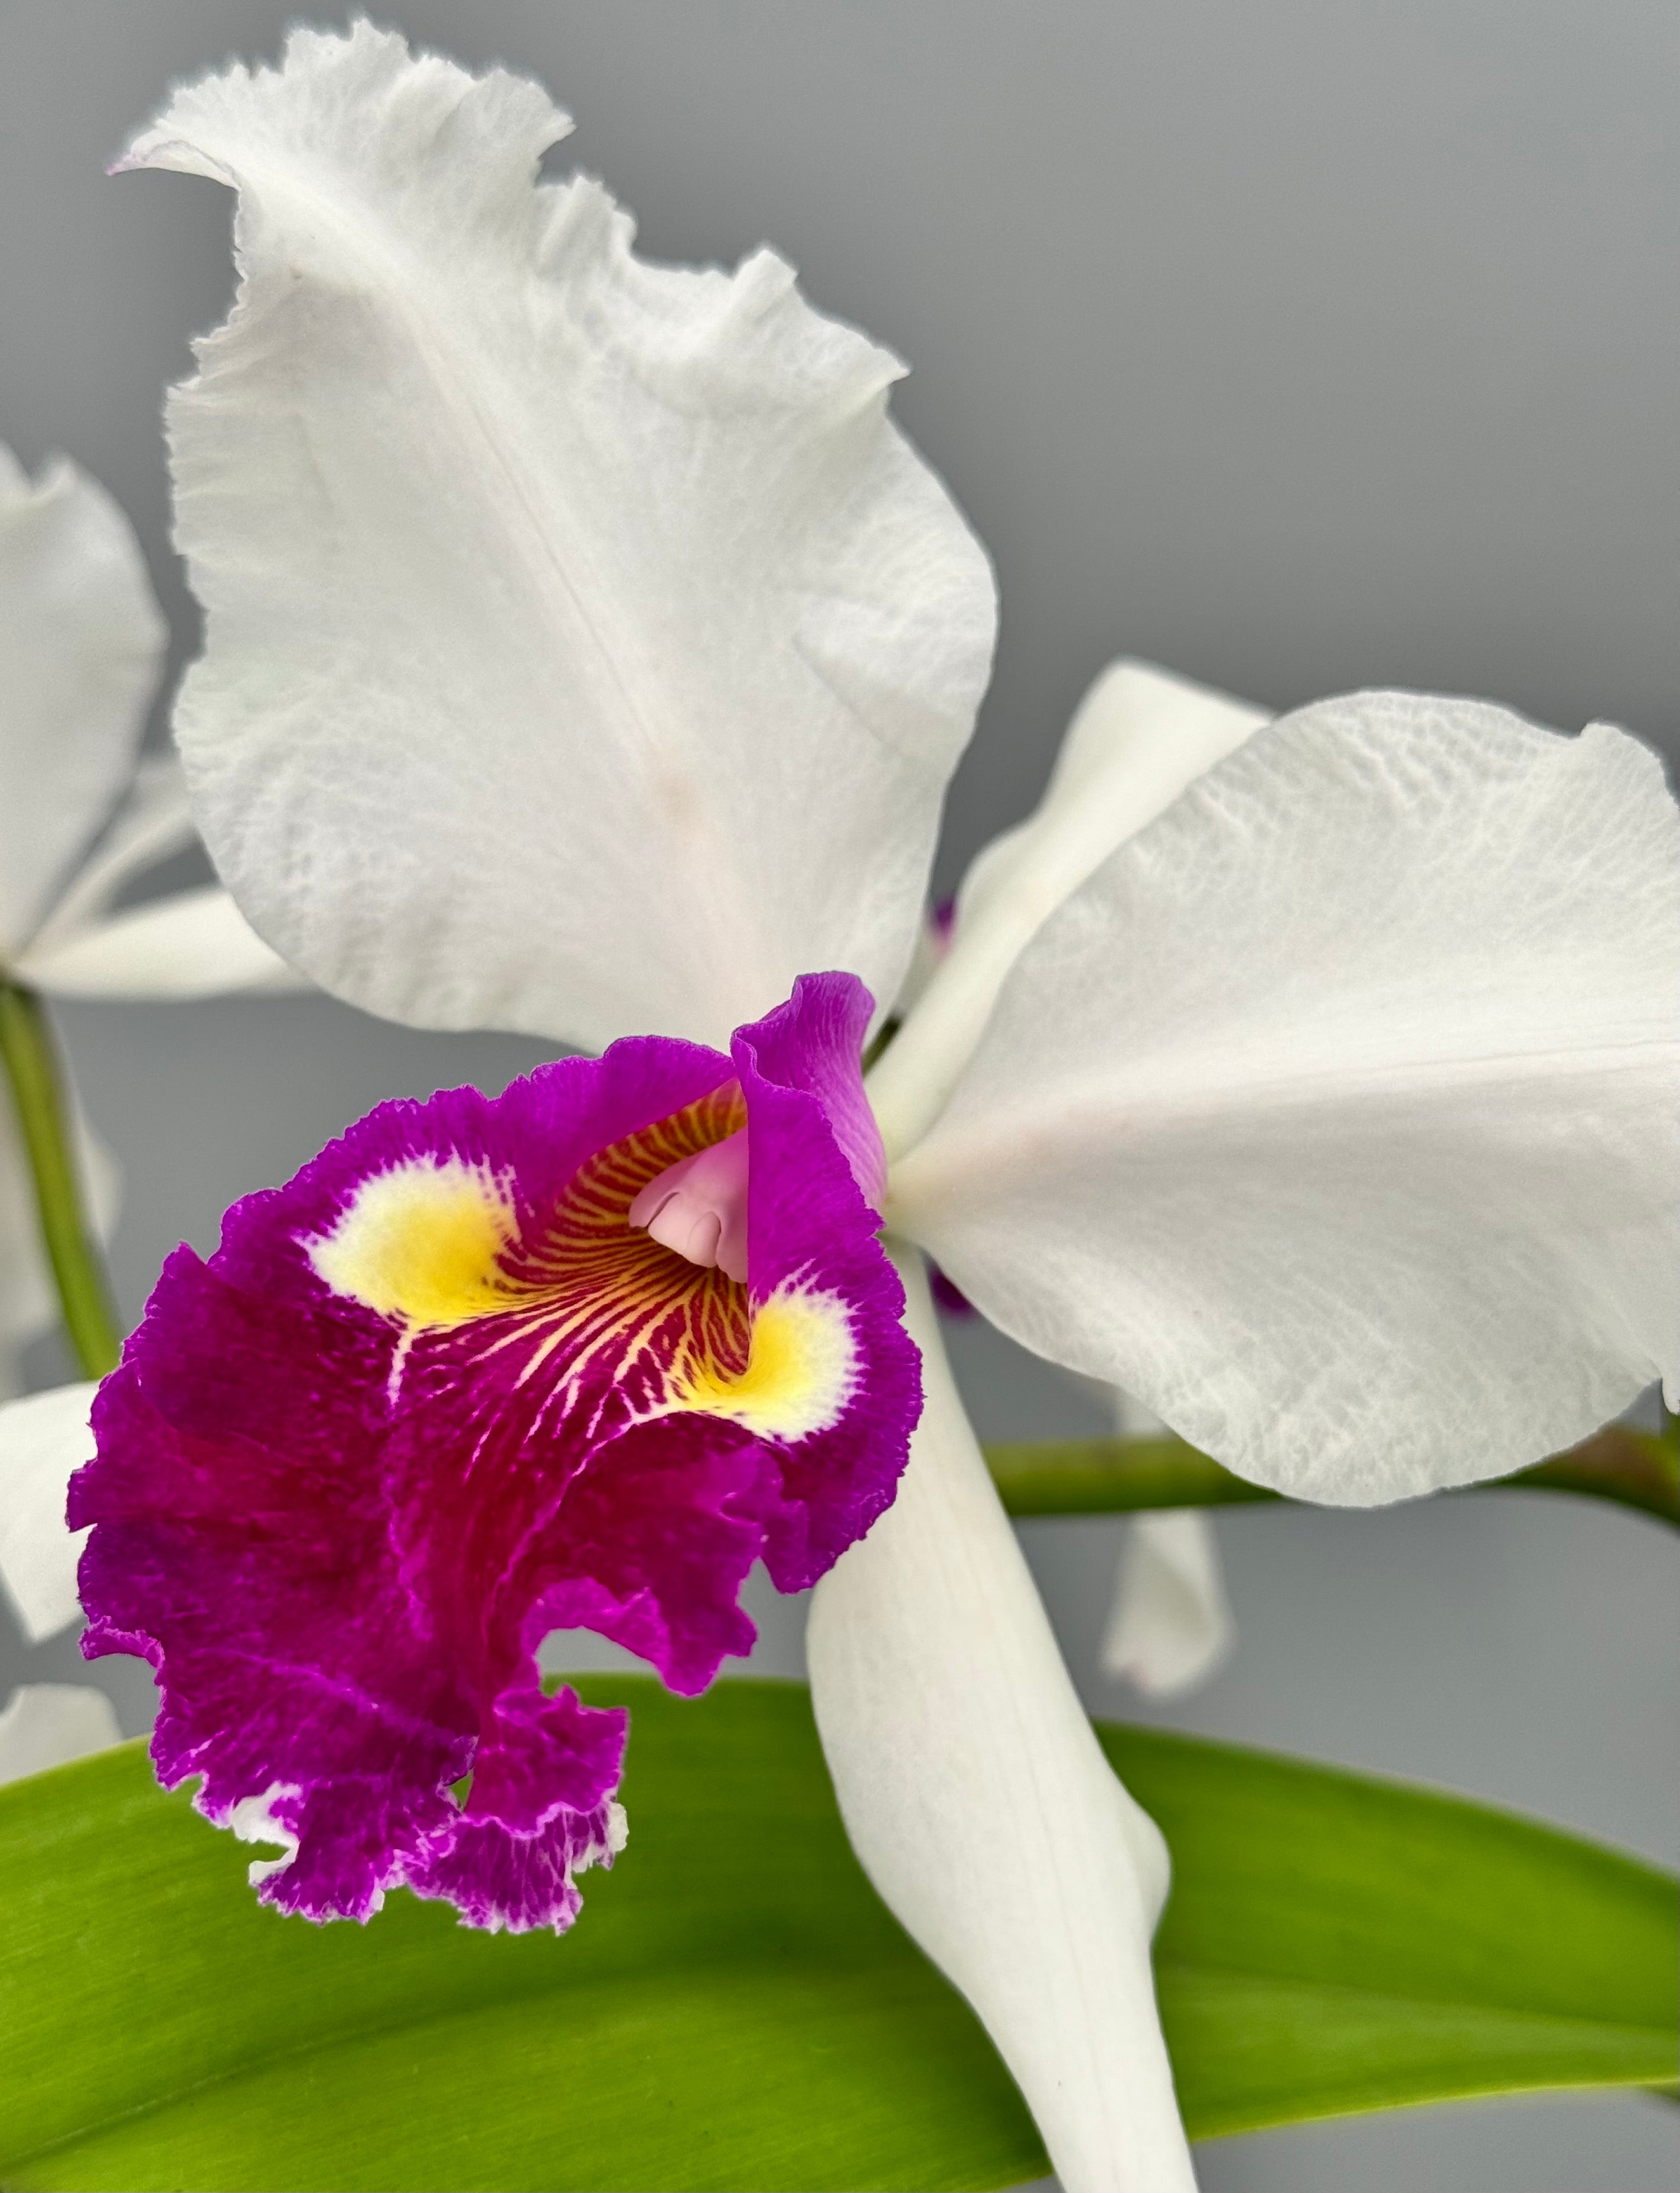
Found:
<box><xmin>0</xmin><ymin>1680</ymin><xmax>121</xmax><ymax>1787</ymax></box>
<box><xmin>1</xmin><ymin>447</ymin><xmax>300</xmax><ymax>1392</ymax></box>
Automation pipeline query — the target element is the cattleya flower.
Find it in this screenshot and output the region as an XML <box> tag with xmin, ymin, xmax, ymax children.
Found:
<box><xmin>6</xmin><ymin>25</ymin><xmax>1676</xmax><ymax>2191</ymax></box>
<box><xmin>1</xmin><ymin>448</ymin><xmax>296</xmax><ymax>1783</ymax></box>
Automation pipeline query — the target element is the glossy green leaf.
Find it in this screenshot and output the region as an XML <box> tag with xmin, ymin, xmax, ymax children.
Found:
<box><xmin>1111</xmin><ymin>1726</ymin><xmax>1678</xmax><ymax>2137</ymax></box>
<box><xmin>0</xmin><ymin>1681</ymin><xmax>1671</xmax><ymax>2191</ymax></box>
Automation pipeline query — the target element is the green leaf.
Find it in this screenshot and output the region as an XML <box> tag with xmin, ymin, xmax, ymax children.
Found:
<box><xmin>986</xmin><ymin>1413</ymin><xmax>1680</xmax><ymax>1529</ymax></box>
<box><xmin>0</xmin><ymin>1682</ymin><xmax>1671</xmax><ymax>2191</ymax></box>
<box><xmin>1103</xmin><ymin>1725</ymin><xmax>1678</xmax><ymax>2138</ymax></box>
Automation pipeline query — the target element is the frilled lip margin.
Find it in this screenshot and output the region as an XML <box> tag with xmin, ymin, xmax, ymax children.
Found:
<box><xmin>70</xmin><ymin>972</ymin><xmax>919</xmax><ymax>1933</ymax></box>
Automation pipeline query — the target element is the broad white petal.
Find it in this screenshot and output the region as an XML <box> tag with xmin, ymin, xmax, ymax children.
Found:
<box><xmin>871</xmin><ymin>660</ymin><xmax>1267</xmax><ymax>1158</ymax></box>
<box><xmin>17</xmin><ymin>887</ymin><xmax>303</xmax><ymax>999</ymax></box>
<box><xmin>0</xmin><ymin>1381</ymin><xmax>97</xmax><ymax>1644</ymax></box>
<box><xmin>0</xmin><ymin>1683</ymin><xmax>121</xmax><ymax>1785</ymax></box>
<box><xmin>0</xmin><ymin>448</ymin><xmax>166</xmax><ymax>960</ymax></box>
<box><xmin>1101</xmin><ymin>1513</ymin><xmax>1234</xmax><ymax>1697</ymax></box>
<box><xmin>808</xmin><ymin>1253</ymin><xmax>1195</xmax><ymax>2192</ymax></box>
<box><xmin>26</xmin><ymin>751</ymin><xmax>197</xmax><ymax>952</ymax></box>
<box><xmin>889</xmin><ymin>693</ymin><xmax>1680</xmax><ymax>1504</ymax></box>
<box><xmin>128</xmin><ymin>24</ymin><xmax>996</xmax><ymax>1051</ymax></box>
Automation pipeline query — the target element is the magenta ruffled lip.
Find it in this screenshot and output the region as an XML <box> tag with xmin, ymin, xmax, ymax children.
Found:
<box><xmin>71</xmin><ymin>972</ymin><xmax>920</xmax><ymax>1933</ymax></box>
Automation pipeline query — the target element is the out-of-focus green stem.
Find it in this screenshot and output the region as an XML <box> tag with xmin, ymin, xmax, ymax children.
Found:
<box><xmin>986</xmin><ymin>1418</ymin><xmax>1680</xmax><ymax>1530</ymax></box>
<box><xmin>0</xmin><ymin>978</ymin><xmax>121</xmax><ymax>1379</ymax></box>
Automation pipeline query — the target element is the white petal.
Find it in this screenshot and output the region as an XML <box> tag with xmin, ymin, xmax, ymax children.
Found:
<box><xmin>127</xmin><ymin>24</ymin><xmax>995</xmax><ymax>1051</ymax></box>
<box><xmin>889</xmin><ymin>693</ymin><xmax>1680</xmax><ymax>1504</ymax></box>
<box><xmin>0</xmin><ymin>1683</ymin><xmax>121</xmax><ymax>1784</ymax></box>
<box><xmin>17</xmin><ymin>887</ymin><xmax>303</xmax><ymax>999</ymax></box>
<box><xmin>25</xmin><ymin>750</ymin><xmax>198</xmax><ymax>952</ymax></box>
<box><xmin>870</xmin><ymin>659</ymin><xmax>1267</xmax><ymax>1158</ymax></box>
<box><xmin>1101</xmin><ymin>1513</ymin><xmax>1234</xmax><ymax>1697</ymax></box>
<box><xmin>807</xmin><ymin>1253</ymin><xmax>1195</xmax><ymax>2192</ymax></box>
<box><xmin>0</xmin><ymin>448</ymin><xmax>166</xmax><ymax>960</ymax></box>
<box><xmin>0</xmin><ymin>1381</ymin><xmax>97</xmax><ymax>1644</ymax></box>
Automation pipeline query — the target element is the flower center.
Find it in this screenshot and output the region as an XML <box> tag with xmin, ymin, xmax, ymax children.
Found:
<box><xmin>628</xmin><ymin>1128</ymin><xmax>749</xmax><ymax>1282</ymax></box>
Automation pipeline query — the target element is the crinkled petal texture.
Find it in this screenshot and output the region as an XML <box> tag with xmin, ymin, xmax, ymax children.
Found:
<box><xmin>126</xmin><ymin>22</ymin><xmax>996</xmax><ymax>1053</ymax></box>
<box><xmin>72</xmin><ymin>973</ymin><xmax>916</xmax><ymax>1931</ymax></box>
<box><xmin>890</xmin><ymin>693</ymin><xmax>1680</xmax><ymax>1503</ymax></box>
<box><xmin>0</xmin><ymin>447</ymin><xmax>165</xmax><ymax>957</ymax></box>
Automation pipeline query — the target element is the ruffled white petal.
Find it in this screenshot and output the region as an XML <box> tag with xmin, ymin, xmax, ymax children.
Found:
<box><xmin>807</xmin><ymin>1253</ymin><xmax>1194</xmax><ymax>2192</ymax></box>
<box><xmin>0</xmin><ymin>1381</ymin><xmax>97</xmax><ymax>1643</ymax></box>
<box><xmin>128</xmin><ymin>23</ymin><xmax>996</xmax><ymax>1052</ymax></box>
<box><xmin>889</xmin><ymin>693</ymin><xmax>1680</xmax><ymax>1503</ymax></box>
<box><xmin>16</xmin><ymin>887</ymin><xmax>302</xmax><ymax>999</ymax></box>
<box><xmin>1101</xmin><ymin>1513</ymin><xmax>1234</xmax><ymax>1697</ymax></box>
<box><xmin>870</xmin><ymin>660</ymin><xmax>1267</xmax><ymax>1158</ymax></box>
<box><xmin>0</xmin><ymin>1683</ymin><xmax>121</xmax><ymax>1785</ymax></box>
<box><xmin>0</xmin><ymin>448</ymin><xmax>166</xmax><ymax>961</ymax></box>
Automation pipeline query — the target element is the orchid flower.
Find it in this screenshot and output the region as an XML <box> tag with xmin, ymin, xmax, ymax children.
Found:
<box><xmin>1</xmin><ymin>444</ymin><xmax>299</xmax><ymax>1393</ymax></box>
<box><xmin>0</xmin><ymin>447</ymin><xmax>298</xmax><ymax>1029</ymax></box>
<box><xmin>0</xmin><ymin>447</ymin><xmax>299</xmax><ymax>1774</ymax></box>
<box><xmin>6</xmin><ymin>26</ymin><xmax>1675</xmax><ymax>2192</ymax></box>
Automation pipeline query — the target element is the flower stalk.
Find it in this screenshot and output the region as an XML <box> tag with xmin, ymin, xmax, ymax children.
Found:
<box><xmin>986</xmin><ymin>1419</ymin><xmax>1680</xmax><ymax>1529</ymax></box>
<box><xmin>0</xmin><ymin>979</ymin><xmax>120</xmax><ymax>1379</ymax></box>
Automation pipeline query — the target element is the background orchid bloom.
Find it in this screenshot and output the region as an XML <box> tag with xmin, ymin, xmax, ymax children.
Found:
<box><xmin>1</xmin><ymin>448</ymin><xmax>300</xmax><ymax>1775</ymax></box>
<box><xmin>1</xmin><ymin>446</ymin><xmax>300</xmax><ymax>1387</ymax></box>
<box><xmin>0</xmin><ymin>447</ymin><xmax>299</xmax><ymax>1019</ymax></box>
<box><xmin>11</xmin><ymin>19</ymin><xmax>1668</xmax><ymax>2192</ymax></box>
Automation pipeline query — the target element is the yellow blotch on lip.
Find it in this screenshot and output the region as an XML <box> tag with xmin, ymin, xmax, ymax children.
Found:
<box><xmin>306</xmin><ymin>1158</ymin><xmax>522</xmax><ymax>1327</ymax></box>
<box><xmin>674</xmin><ymin>1285</ymin><xmax>857</xmax><ymax>1441</ymax></box>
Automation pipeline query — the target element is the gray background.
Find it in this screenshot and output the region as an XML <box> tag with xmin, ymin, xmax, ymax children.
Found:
<box><xmin>2</xmin><ymin>4</ymin><xmax>1676</xmax><ymax>2188</ymax></box>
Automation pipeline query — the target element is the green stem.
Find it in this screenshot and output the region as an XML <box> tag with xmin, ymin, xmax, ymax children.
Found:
<box><xmin>0</xmin><ymin>979</ymin><xmax>121</xmax><ymax>1379</ymax></box>
<box><xmin>986</xmin><ymin>1418</ymin><xmax>1680</xmax><ymax>1531</ymax></box>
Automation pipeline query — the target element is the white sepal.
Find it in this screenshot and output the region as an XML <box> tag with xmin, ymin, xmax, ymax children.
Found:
<box><xmin>17</xmin><ymin>888</ymin><xmax>302</xmax><ymax>999</ymax></box>
<box><xmin>0</xmin><ymin>448</ymin><xmax>166</xmax><ymax>960</ymax></box>
<box><xmin>870</xmin><ymin>660</ymin><xmax>1266</xmax><ymax>1158</ymax></box>
<box><xmin>808</xmin><ymin>1252</ymin><xmax>1195</xmax><ymax>2192</ymax></box>
<box><xmin>1101</xmin><ymin>1513</ymin><xmax>1234</xmax><ymax>1697</ymax></box>
<box><xmin>128</xmin><ymin>22</ymin><xmax>996</xmax><ymax>1053</ymax></box>
<box><xmin>0</xmin><ymin>1683</ymin><xmax>122</xmax><ymax>1785</ymax></box>
<box><xmin>889</xmin><ymin>692</ymin><xmax>1680</xmax><ymax>1503</ymax></box>
<box><xmin>0</xmin><ymin>1381</ymin><xmax>98</xmax><ymax>1643</ymax></box>
<box><xmin>22</xmin><ymin>751</ymin><xmax>198</xmax><ymax>957</ymax></box>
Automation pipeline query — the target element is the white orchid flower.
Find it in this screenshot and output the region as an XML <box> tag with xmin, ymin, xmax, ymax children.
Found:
<box><xmin>0</xmin><ymin>447</ymin><xmax>299</xmax><ymax>1013</ymax></box>
<box><xmin>6</xmin><ymin>24</ymin><xmax>1676</xmax><ymax>2191</ymax></box>
<box><xmin>0</xmin><ymin>446</ymin><xmax>300</xmax><ymax>1386</ymax></box>
<box><xmin>0</xmin><ymin>450</ymin><xmax>300</xmax><ymax>1766</ymax></box>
